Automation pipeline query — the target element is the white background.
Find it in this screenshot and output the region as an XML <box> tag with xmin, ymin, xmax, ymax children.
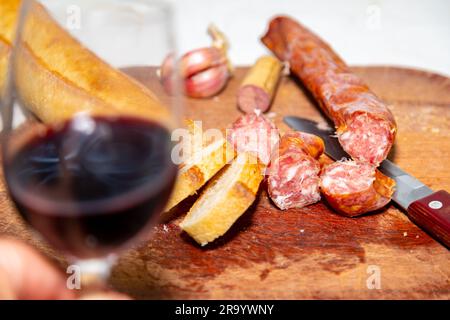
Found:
<box><xmin>169</xmin><ymin>0</ymin><xmax>450</xmax><ymax>76</ymax></box>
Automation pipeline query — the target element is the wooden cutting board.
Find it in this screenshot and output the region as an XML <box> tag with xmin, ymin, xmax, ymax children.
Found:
<box><xmin>0</xmin><ymin>66</ymin><xmax>449</xmax><ymax>299</ymax></box>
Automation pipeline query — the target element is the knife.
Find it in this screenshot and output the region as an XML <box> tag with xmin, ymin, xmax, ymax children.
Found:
<box><xmin>284</xmin><ymin>116</ymin><xmax>450</xmax><ymax>248</ymax></box>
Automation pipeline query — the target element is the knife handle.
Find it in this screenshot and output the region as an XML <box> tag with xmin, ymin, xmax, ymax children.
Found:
<box><xmin>407</xmin><ymin>190</ymin><xmax>450</xmax><ymax>248</ymax></box>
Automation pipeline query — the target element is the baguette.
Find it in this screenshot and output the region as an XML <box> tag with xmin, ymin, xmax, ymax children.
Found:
<box><xmin>0</xmin><ymin>0</ymin><xmax>21</xmax><ymax>97</ymax></box>
<box><xmin>180</xmin><ymin>152</ymin><xmax>265</xmax><ymax>246</ymax></box>
<box><xmin>4</xmin><ymin>0</ymin><xmax>171</xmax><ymax>126</ymax></box>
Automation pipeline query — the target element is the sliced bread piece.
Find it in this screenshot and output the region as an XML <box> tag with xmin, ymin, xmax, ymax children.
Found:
<box><xmin>165</xmin><ymin>138</ymin><xmax>235</xmax><ymax>211</ymax></box>
<box><xmin>179</xmin><ymin>152</ymin><xmax>265</xmax><ymax>246</ymax></box>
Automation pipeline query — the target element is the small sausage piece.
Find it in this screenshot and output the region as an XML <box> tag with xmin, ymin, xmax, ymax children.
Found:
<box><xmin>261</xmin><ymin>16</ymin><xmax>397</xmax><ymax>166</ymax></box>
<box><xmin>268</xmin><ymin>132</ymin><xmax>324</xmax><ymax>210</ymax></box>
<box><xmin>227</xmin><ymin>113</ymin><xmax>280</xmax><ymax>165</ymax></box>
<box><xmin>237</xmin><ymin>56</ymin><xmax>283</xmax><ymax>113</ymax></box>
<box><xmin>320</xmin><ymin>161</ymin><xmax>395</xmax><ymax>217</ymax></box>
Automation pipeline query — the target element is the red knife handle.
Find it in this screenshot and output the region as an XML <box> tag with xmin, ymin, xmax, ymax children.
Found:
<box><xmin>407</xmin><ymin>190</ymin><xmax>450</xmax><ymax>248</ymax></box>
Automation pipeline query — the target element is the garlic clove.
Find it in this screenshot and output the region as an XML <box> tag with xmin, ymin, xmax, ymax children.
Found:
<box><xmin>184</xmin><ymin>64</ymin><xmax>229</xmax><ymax>98</ymax></box>
<box><xmin>179</xmin><ymin>47</ymin><xmax>226</xmax><ymax>78</ymax></box>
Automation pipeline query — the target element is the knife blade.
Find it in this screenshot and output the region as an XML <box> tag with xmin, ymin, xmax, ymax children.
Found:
<box><xmin>284</xmin><ymin>115</ymin><xmax>450</xmax><ymax>248</ymax></box>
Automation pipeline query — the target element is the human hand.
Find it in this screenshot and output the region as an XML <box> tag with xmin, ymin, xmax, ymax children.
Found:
<box><xmin>0</xmin><ymin>238</ymin><xmax>129</xmax><ymax>300</ymax></box>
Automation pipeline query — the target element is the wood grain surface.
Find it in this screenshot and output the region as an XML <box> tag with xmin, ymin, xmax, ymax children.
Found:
<box><xmin>0</xmin><ymin>66</ymin><xmax>449</xmax><ymax>299</ymax></box>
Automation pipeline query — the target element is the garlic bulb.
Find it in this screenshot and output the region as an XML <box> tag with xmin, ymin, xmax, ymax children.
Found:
<box><xmin>160</xmin><ymin>24</ymin><xmax>232</xmax><ymax>98</ymax></box>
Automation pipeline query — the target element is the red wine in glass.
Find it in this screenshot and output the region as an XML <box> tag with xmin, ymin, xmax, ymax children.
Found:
<box><xmin>3</xmin><ymin>116</ymin><xmax>177</xmax><ymax>259</ymax></box>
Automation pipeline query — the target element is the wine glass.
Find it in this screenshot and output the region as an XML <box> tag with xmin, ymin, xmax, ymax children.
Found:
<box><xmin>1</xmin><ymin>0</ymin><xmax>180</xmax><ymax>292</ymax></box>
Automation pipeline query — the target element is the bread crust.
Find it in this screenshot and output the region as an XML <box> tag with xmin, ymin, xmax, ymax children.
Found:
<box><xmin>180</xmin><ymin>152</ymin><xmax>265</xmax><ymax>246</ymax></box>
<box><xmin>0</xmin><ymin>0</ymin><xmax>20</xmax><ymax>43</ymax></box>
<box><xmin>165</xmin><ymin>139</ymin><xmax>235</xmax><ymax>211</ymax></box>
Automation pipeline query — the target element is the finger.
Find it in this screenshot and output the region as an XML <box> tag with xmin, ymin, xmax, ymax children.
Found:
<box><xmin>0</xmin><ymin>238</ymin><xmax>76</xmax><ymax>300</ymax></box>
<box><xmin>0</xmin><ymin>267</ymin><xmax>15</xmax><ymax>299</ymax></box>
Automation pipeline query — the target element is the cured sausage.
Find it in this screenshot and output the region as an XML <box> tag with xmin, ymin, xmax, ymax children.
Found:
<box><xmin>261</xmin><ymin>16</ymin><xmax>396</xmax><ymax>166</ymax></box>
<box><xmin>237</xmin><ymin>55</ymin><xmax>283</xmax><ymax>114</ymax></box>
<box><xmin>227</xmin><ymin>113</ymin><xmax>280</xmax><ymax>165</ymax></box>
<box><xmin>320</xmin><ymin>161</ymin><xmax>395</xmax><ymax>217</ymax></box>
<box><xmin>268</xmin><ymin>131</ymin><xmax>324</xmax><ymax>210</ymax></box>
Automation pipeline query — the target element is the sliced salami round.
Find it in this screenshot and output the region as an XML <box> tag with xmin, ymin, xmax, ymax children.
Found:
<box><xmin>267</xmin><ymin>131</ymin><xmax>324</xmax><ymax>210</ymax></box>
<box><xmin>227</xmin><ymin>113</ymin><xmax>280</xmax><ymax>165</ymax></box>
<box><xmin>320</xmin><ymin>160</ymin><xmax>395</xmax><ymax>217</ymax></box>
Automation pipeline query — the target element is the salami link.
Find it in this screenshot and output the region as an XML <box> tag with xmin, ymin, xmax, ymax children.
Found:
<box><xmin>268</xmin><ymin>131</ymin><xmax>324</xmax><ymax>210</ymax></box>
<box><xmin>320</xmin><ymin>161</ymin><xmax>395</xmax><ymax>217</ymax></box>
<box><xmin>227</xmin><ymin>113</ymin><xmax>280</xmax><ymax>165</ymax></box>
<box><xmin>261</xmin><ymin>16</ymin><xmax>397</xmax><ymax>166</ymax></box>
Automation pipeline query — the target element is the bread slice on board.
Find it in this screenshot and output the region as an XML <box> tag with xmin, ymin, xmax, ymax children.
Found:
<box><xmin>165</xmin><ymin>137</ymin><xmax>235</xmax><ymax>212</ymax></box>
<box><xmin>180</xmin><ymin>152</ymin><xmax>265</xmax><ymax>246</ymax></box>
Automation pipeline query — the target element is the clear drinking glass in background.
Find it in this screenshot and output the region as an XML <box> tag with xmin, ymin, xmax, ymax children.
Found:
<box><xmin>1</xmin><ymin>0</ymin><xmax>180</xmax><ymax>291</ymax></box>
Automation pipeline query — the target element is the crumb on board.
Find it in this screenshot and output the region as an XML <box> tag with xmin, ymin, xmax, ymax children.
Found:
<box><xmin>163</xmin><ymin>224</ymin><xmax>169</xmax><ymax>232</ymax></box>
<box><xmin>300</xmin><ymin>229</ymin><xmax>305</xmax><ymax>233</ymax></box>
<box><xmin>416</xmin><ymin>235</ymin><xmax>419</xmax><ymax>239</ymax></box>
<box><xmin>403</xmin><ymin>232</ymin><xmax>408</xmax><ymax>237</ymax></box>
